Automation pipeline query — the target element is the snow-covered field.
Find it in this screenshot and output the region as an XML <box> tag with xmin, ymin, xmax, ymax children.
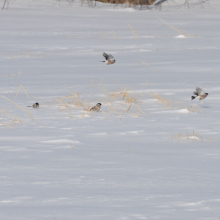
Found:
<box><xmin>0</xmin><ymin>0</ymin><xmax>220</xmax><ymax>219</ymax></box>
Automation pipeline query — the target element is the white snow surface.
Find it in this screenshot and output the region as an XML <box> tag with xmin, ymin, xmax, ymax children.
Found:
<box><xmin>0</xmin><ymin>0</ymin><xmax>220</xmax><ymax>219</ymax></box>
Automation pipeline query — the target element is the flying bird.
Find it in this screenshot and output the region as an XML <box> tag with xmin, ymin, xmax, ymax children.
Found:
<box><xmin>27</xmin><ymin>102</ymin><xmax>39</xmax><ymax>108</ymax></box>
<box><xmin>191</xmin><ymin>87</ymin><xmax>208</xmax><ymax>100</ymax></box>
<box><xmin>90</xmin><ymin>103</ymin><xmax>102</xmax><ymax>112</ymax></box>
<box><xmin>100</xmin><ymin>52</ymin><xmax>116</xmax><ymax>65</ymax></box>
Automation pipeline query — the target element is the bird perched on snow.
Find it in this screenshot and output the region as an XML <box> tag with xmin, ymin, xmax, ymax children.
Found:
<box><xmin>100</xmin><ymin>52</ymin><xmax>116</xmax><ymax>65</ymax></box>
<box><xmin>191</xmin><ymin>87</ymin><xmax>208</xmax><ymax>100</ymax></box>
<box><xmin>27</xmin><ymin>102</ymin><xmax>39</xmax><ymax>108</ymax></box>
<box><xmin>90</xmin><ymin>103</ymin><xmax>102</xmax><ymax>112</ymax></box>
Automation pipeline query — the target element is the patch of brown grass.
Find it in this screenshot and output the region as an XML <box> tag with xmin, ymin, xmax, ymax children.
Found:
<box><xmin>102</xmin><ymin>80</ymin><xmax>144</xmax><ymax>117</ymax></box>
<box><xmin>53</xmin><ymin>92</ymin><xmax>87</xmax><ymax>110</ymax></box>
<box><xmin>92</xmin><ymin>0</ymin><xmax>155</xmax><ymax>6</ymax></box>
<box><xmin>52</xmin><ymin>80</ymin><xmax>144</xmax><ymax>119</ymax></box>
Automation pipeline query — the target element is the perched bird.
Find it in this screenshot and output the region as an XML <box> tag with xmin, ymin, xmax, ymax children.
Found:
<box><xmin>191</xmin><ymin>87</ymin><xmax>208</xmax><ymax>100</ymax></box>
<box><xmin>100</xmin><ymin>52</ymin><xmax>116</xmax><ymax>65</ymax></box>
<box><xmin>27</xmin><ymin>103</ymin><xmax>39</xmax><ymax>108</ymax></box>
<box><xmin>90</xmin><ymin>103</ymin><xmax>102</xmax><ymax>112</ymax></box>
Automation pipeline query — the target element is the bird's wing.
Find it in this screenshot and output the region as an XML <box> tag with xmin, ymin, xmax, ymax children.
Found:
<box><xmin>196</xmin><ymin>87</ymin><xmax>205</xmax><ymax>95</ymax></box>
<box><xmin>193</xmin><ymin>91</ymin><xmax>198</xmax><ymax>96</ymax></box>
<box><xmin>103</xmin><ymin>52</ymin><xmax>109</xmax><ymax>60</ymax></box>
<box><xmin>107</xmin><ymin>54</ymin><xmax>115</xmax><ymax>61</ymax></box>
<box><xmin>96</xmin><ymin>103</ymin><xmax>101</xmax><ymax>109</ymax></box>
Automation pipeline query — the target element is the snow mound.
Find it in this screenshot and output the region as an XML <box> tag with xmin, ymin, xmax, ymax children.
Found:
<box><xmin>175</xmin><ymin>35</ymin><xmax>187</xmax><ymax>38</ymax></box>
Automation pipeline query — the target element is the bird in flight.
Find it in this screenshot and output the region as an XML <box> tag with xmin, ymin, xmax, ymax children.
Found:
<box><xmin>100</xmin><ymin>52</ymin><xmax>116</xmax><ymax>65</ymax></box>
<box><xmin>191</xmin><ymin>87</ymin><xmax>208</xmax><ymax>100</ymax></box>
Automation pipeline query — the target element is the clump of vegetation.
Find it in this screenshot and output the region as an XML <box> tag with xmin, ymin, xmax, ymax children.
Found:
<box><xmin>94</xmin><ymin>0</ymin><xmax>155</xmax><ymax>6</ymax></box>
<box><xmin>2</xmin><ymin>0</ymin><xmax>208</xmax><ymax>10</ymax></box>
<box><xmin>172</xmin><ymin>130</ymin><xmax>203</xmax><ymax>142</ymax></box>
<box><xmin>80</xmin><ymin>0</ymin><xmax>157</xmax><ymax>8</ymax></box>
<box><xmin>52</xmin><ymin>80</ymin><xmax>144</xmax><ymax>118</ymax></box>
<box><xmin>146</xmin><ymin>81</ymin><xmax>202</xmax><ymax>113</ymax></box>
<box><xmin>79</xmin><ymin>0</ymin><xmax>208</xmax><ymax>9</ymax></box>
<box><xmin>0</xmin><ymin>108</ymin><xmax>25</xmax><ymax>128</ymax></box>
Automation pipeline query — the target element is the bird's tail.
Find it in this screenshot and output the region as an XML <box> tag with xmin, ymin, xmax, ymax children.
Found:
<box><xmin>99</xmin><ymin>61</ymin><xmax>105</xmax><ymax>62</ymax></box>
<box><xmin>191</xmin><ymin>96</ymin><xmax>196</xmax><ymax>100</ymax></box>
<box><xmin>27</xmin><ymin>106</ymin><xmax>32</xmax><ymax>107</ymax></box>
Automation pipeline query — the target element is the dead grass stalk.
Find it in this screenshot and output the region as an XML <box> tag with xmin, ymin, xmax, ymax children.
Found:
<box><xmin>0</xmin><ymin>108</ymin><xmax>25</xmax><ymax>128</ymax></box>
<box><xmin>0</xmin><ymin>94</ymin><xmax>34</xmax><ymax>121</ymax></box>
<box><xmin>127</xmin><ymin>23</ymin><xmax>139</xmax><ymax>39</ymax></box>
<box><xmin>173</xmin><ymin>130</ymin><xmax>203</xmax><ymax>142</ymax></box>
<box><xmin>15</xmin><ymin>84</ymin><xmax>31</xmax><ymax>99</ymax></box>
<box><xmin>158</xmin><ymin>16</ymin><xmax>193</xmax><ymax>38</ymax></box>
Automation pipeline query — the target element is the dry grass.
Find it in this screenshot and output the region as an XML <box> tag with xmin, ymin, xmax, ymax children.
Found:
<box><xmin>53</xmin><ymin>91</ymin><xmax>87</xmax><ymax>110</ymax></box>
<box><xmin>52</xmin><ymin>80</ymin><xmax>144</xmax><ymax>118</ymax></box>
<box><xmin>146</xmin><ymin>81</ymin><xmax>179</xmax><ymax>109</ymax></box>
<box><xmin>80</xmin><ymin>0</ymin><xmax>207</xmax><ymax>10</ymax></box>
<box><xmin>5</xmin><ymin>73</ymin><xmax>14</xmax><ymax>77</ymax></box>
<box><xmin>213</xmin><ymin>68</ymin><xmax>217</xmax><ymax>80</ymax></box>
<box><xmin>102</xmin><ymin>80</ymin><xmax>144</xmax><ymax>117</ymax></box>
<box><xmin>59</xmin><ymin>109</ymin><xmax>76</xmax><ymax>119</ymax></box>
<box><xmin>208</xmin><ymin>136</ymin><xmax>213</xmax><ymax>142</ymax></box>
<box><xmin>31</xmin><ymin>95</ymin><xmax>45</xmax><ymax>105</ymax></box>
<box><xmin>173</xmin><ymin>130</ymin><xmax>203</xmax><ymax>142</ymax></box>
<box><xmin>69</xmin><ymin>144</ymin><xmax>74</xmax><ymax>150</ymax></box>
<box><xmin>127</xmin><ymin>23</ymin><xmax>139</xmax><ymax>39</ymax></box>
<box><xmin>53</xmin><ymin>91</ymin><xmax>95</xmax><ymax>117</ymax></box>
<box><xmin>146</xmin><ymin>81</ymin><xmax>202</xmax><ymax>113</ymax></box>
<box><xmin>15</xmin><ymin>84</ymin><xmax>31</xmax><ymax>99</ymax></box>
<box><xmin>19</xmin><ymin>69</ymin><xmax>22</xmax><ymax>76</ymax></box>
<box><xmin>155</xmin><ymin>0</ymin><xmax>208</xmax><ymax>10</ymax></box>
<box><xmin>0</xmin><ymin>108</ymin><xmax>25</xmax><ymax>128</ymax></box>
<box><xmin>150</xmin><ymin>92</ymin><xmax>177</xmax><ymax>109</ymax></box>
<box><xmin>8</xmin><ymin>52</ymin><xmax>46</xmax><ymax>58</ymax></box>
<box><xmin>158</xmin><ymin>17</ymin><xmax>195</xmax><ymax>38</ymax></box>
<box><xmin>52</xmin><ymin>80</ymin><xmax>202</xmax><ymax>120</ymax></box>
<box><xmin>85</xmin><ymin>0</ymin><xmax>156</xmax><ymax>7</ymax></box>
<box><xmin>0</xmin><ymin>86</ymin><xmax>35</xmax><ymax>128</ymax></box>
<box><xmin>184</xmin><ymin>104</ymin><xmax>202</xmax><ymax>113</ymax></box>
<box><xmin>0</xmin><ymin>94</ymin><xmax>34</xmax><ymax>121</ymax></box>
<box><xmin>2</xmin><ymin>0</ymin><xmax>8</xmax><ymax>10</ymax></box>
<box><xmin>127</xmin><ymin>144</ymin><xmax>131</xmax><ymax>152</ymax></box>
<box><xmin>97</xmin><ymin>24</ymin><xmax>138</xmax><ymax>40</ymax></box>
<box><xmin>111</xmin><ymin>29</ymin><xmax>120</xmax><ymax>39</ymax></box>
<box><xmin>142</xmin><ymin>61</ymin><xmax>152</xmax><ymax>70</ymax></box>
<box><xmin>106</xmin><ymin>87</ymin><xmax>139</xmax><ymax>104</ymax></box>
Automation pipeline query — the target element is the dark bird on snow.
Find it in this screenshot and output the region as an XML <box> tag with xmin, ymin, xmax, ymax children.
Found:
<box><xmin>191</xmin><ymin>87</ymin><xmax>208</xmax><ymax>100</ymax></box>
<box><xmin>100</xmin><ymin>52</ymin><xmax>116</xmax><ymax>65</ymax></box>
<box><xmin>90</xmin><ymin>103</ymin><xmax>102</xmax><ymax>112</ymax></box>
<box><xmin>27</xmin><ymin>102</ymin><xmax>39</xmax><ymax>108</ymax></box>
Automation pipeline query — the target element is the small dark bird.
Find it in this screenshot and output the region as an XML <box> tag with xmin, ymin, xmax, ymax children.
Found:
<box><xmin>27</xmin><ymin>103</ymin><xmax>39</xmax><ymax>108</ymax></box>
<box><xmin>100</xmin><ymin>52</ymin><xmax>116</xmax><ymax>65</ymax></box>
<box><xmin>90</xmin><ymin>103</ymin><xmax>102</xmax><ymax>112</ymax></box>
<box><xmin>191</xmin><ymin>87</ymin><xmax>208</xmax><ymax>100</ymax></box>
